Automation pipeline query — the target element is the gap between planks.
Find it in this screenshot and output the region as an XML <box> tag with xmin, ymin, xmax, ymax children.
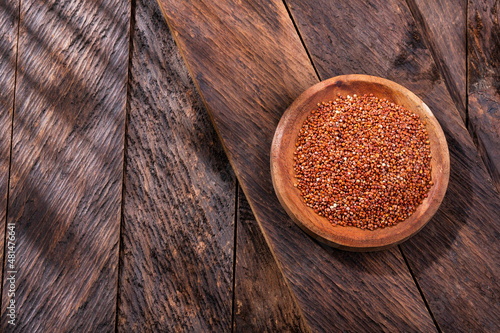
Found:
<box><xmin>281</xmin><ymin>0</ymin><xmax>320</xmax><ymax>81</ymax></box>
<box><xmin>230</xmin><ymin>182</ymin><xmax>238</xmax><ymax>333</ymax></box>
<box><xmin>398</xmin><ymin>245</ymin><xmax>441</xmax><ymax>333</ymax></box>
<box><xmin>114</xmin><ymin>0</ymin><xmax>136</xmax><ymax>330</ymax></box>
<box><xmin>1</xmin><ymin>0</ymin><xmax>22</xmax><ymax>309</ymax></box>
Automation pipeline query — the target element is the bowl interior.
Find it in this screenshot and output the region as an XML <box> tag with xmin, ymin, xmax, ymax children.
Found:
<box><xmin>271</xmin><ymin>74</ymin><xmax>450</xmax><ymax>251</ymax></box>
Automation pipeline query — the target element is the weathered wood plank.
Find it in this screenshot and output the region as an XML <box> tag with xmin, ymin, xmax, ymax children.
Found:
<box><xmin>234</xmin><ymin>186</ymin><xmax>310</xmax><ymax>333</ymax></box>
<box><xmin>406</xmin><ymin>0</ymin><xmax>466</xmax><ymax>119</ymax></box>
<box><xmin>158</xmin><ymin>0</ymin><xmax>436</xmax><ymax>331</ymax></box>
<box><xmin>117</xmin><ymin>0</ymin><xmax>235</xmax><ymax>331</ymax></box>
<box><xmin>0</xmin><ymin>0</ymin><xmax>19</xmax><ymax>289</ymax></box>
<box><xmin>468</xmin><ymin>0</ymin><xmax>500</xmax><ymax>194</ymax></box>
<box><xmin>0</xmin><ymin>0</ymin><xmax>129</xmax><ymax>330</ymax></box>
<box><xmin>285</xmin><ymin>0</ymin><xmax>500</xmax><ymax>331</ymax></box>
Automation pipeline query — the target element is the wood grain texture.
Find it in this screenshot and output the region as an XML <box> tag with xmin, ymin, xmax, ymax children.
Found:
<box><xmin>158</xmin><ymin>0</ymin><xmax>437</xmax><ymax>331</ymax></box>
<box><xmin>0</xmin><ymin>0</ymin><xmax>18</xmax><ymax>283</ymax></box>
<box><xmin>1</xmin><ymin>0</ymin><xmax>129</xmax><ymax>330</ymax></box>
<box><xmin>468</xmin><ymin>0</ymin><xmax>500</xmax><ymax>194</ymax></box>
<box><xmin>406</xmin><ymin>0</ymin><xmax>466</xmax><ymax>118</ymax></box>
<box><xmin>286</xmin><ymin>0</ymin><xmax>500</xmax><ymax>330</ymax></box>
<box><xmin>117</xmin><ymin>0</ymin><xmax>235</xmax><ymax>331</ymax></box>
<box><xmin>234</xmin><ymin>186</ymin><xmax>310</xmax><ymax>333</ymax></box>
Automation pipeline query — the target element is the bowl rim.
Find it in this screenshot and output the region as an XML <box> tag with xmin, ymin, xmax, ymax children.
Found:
<box><xmin>270</xmin><ymin>74</ymin><xmax>450</xmax><ymax>251</ymax></box>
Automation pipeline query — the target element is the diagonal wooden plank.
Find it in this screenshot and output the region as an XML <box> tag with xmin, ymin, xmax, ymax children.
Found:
<box><xmin>407</xmin><ymin>0</ymin><xmax>500</xmax><ymax>195</ymax></box>
<box><xmin>117</xmin><ymin>0</ymin><xmax>236</xmax><ymax>330</ymax></box>
<box><xmin>158</xmin><ymin>0</ymin><xmax>437</xmax><ymax>331</ymax></box>
<box><xmin>405</xmin><ymin>0</ymin><xmax>467</xmax><ymax>119</ymax></box>
<box><xmin>285</xmin><ymin>0</ymin><xmax>500</xmax><ymax>331</ymax></box>
<box><xmin>468</xmin><ymin>0</ymin><xmax>500</xmax><ymax>194</ymax></box>
<box><xmin>0</xmin><ymin>0</ymin><xmax>130</xmax><ymax>330</ymax></box>
<box><xmin>234</xmin><ymin>186</ymin><xmax>310</xmax><ymax>332</ymax></box>
<box><xmin>0</xmin><ymin>0</ymin><xmax>19</xmax><ymax>299</ymax></box>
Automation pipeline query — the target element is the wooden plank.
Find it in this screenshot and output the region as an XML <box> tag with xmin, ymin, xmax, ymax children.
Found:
<box><xmin>0</xmin><ymin>0</ymin><xmax>129</xmax><ymax>330</ymax></box>
<box><xmin>406</xmin><ymin>0</ymin><xmax>466</xmax><ymax>119</ymax></box>
<box><xmin>117</xmin><ymin>0</ymin><xmax>235</xmax><ymax>331</ymax></box>
<box><xmin>234</xmin><ymin>186</ymin><xmax>310</xmax><ymax>332</ymax></box>
<box><xmin>158</xmin><ymin>0</ymin><xmax>437</xmax><ymax>331</ymax></box>
<box><xmin>285</xmin><ymin>0</ymin><xmax>500</xmax><ymax>331</ymax></box>
<box><xmin>468</xmin><ymin>0</ymin><xmax>500</xmax><ymax>194</ymax></box>
<box><xmin>0</xmin><ymin>0</ymin><xmax>19</xmax><ymax>289</ymax></box>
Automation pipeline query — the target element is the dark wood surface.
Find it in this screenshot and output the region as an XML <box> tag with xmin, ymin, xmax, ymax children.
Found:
<box><xmin>287</xmin><ymin>0</ymin><xmax>500</xmax><ymax>331</ymax></box>
<box><xmin>468</xmin><ymin>0</ymin><xmax>500</xmax><ymax>194</ymax></box>
<box><xmin>406</xmin><ymin>0</ymin><xmax>466</xmax><ymax>118</ymax></box>
<box><xmin>0</xmin><ymin>0</ymin><xmax>129</xmax><ymax>330</ymax></box>
<box><xmin>0</xmin><ymin>0</ymin><xmax>18</xmax><ymax>288</ymax></box>
<box><xmin>117</xmin><ymin>0</ymin><xmax>235</xmax><ymax>330</ymax></box>
<box><xmin>158</xmin><ymin>0</ymin><xmax>437</xmax><ymax>331</ymax></box>
<box><xmin>234</xmin><ymin>186</ymin><xmax>310</xmax><ymax>332</ymax></box>
<box><xmin>0</xmin><ymin>0</ymin><xmax>498</xmax><ymax>331</ymax></box>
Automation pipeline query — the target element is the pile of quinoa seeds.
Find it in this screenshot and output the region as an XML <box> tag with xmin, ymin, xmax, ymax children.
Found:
<box><xmin>293</xmin><ymin>94</ymin><xmax>433</xmax><ymax>230</ymax></box>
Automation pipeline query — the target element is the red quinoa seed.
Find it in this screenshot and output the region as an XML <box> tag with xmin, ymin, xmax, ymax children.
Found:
<box><xmin>293</xmin><ymin>94</ymin><xmax>432</xmax><ymax>230</ymax></box>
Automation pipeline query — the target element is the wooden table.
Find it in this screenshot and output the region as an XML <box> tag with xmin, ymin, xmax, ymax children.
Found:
<box><xmin>0</xmin><ymin>0</ymin><xmax>498</xmax><ymax>331</ymax></box>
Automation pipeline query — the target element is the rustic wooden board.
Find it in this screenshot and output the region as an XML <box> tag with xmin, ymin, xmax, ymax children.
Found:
<box><xmin>406</xmin><ymin>0</ymin><xmax>466</xmax><ymax>118</ymax></box>
<box><xmin>234</xmin><ymin>186</ymin><xmax>310</xmax><ymax>332</ymax></box>
<box><xmin>468</xmin><ymin>0</ymin><xmax>500</xmax><ymax>194</ymax></box>
<box><xmin>117</xmin><ymin>0</ymin><xmax>236</xmax><ymax>331</ymax></box>
<box><xmin>285</xmin><ymin>0</ymin><xmax>500</xmax><ymax>331</ymax></box>
<box><xmin>158</xmin><ymin>0</ymin><xmax>436</xmax><ymax>331</ymax></box>
<box><xmin>0</xmin><ymin>0</ymin><xmax>19</xmax><ymax>287</ymax></box>
<box><xmin>0</xmin><ymin>0</ymin><xmax>129</xmax><ymax>330</ymax></box>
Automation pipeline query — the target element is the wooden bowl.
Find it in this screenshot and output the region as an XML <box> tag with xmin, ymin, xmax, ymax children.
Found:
<box><xmin>271</xmin><ymin>74</ymin><xmax>450</xmax><ymax>251</ymax></box>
